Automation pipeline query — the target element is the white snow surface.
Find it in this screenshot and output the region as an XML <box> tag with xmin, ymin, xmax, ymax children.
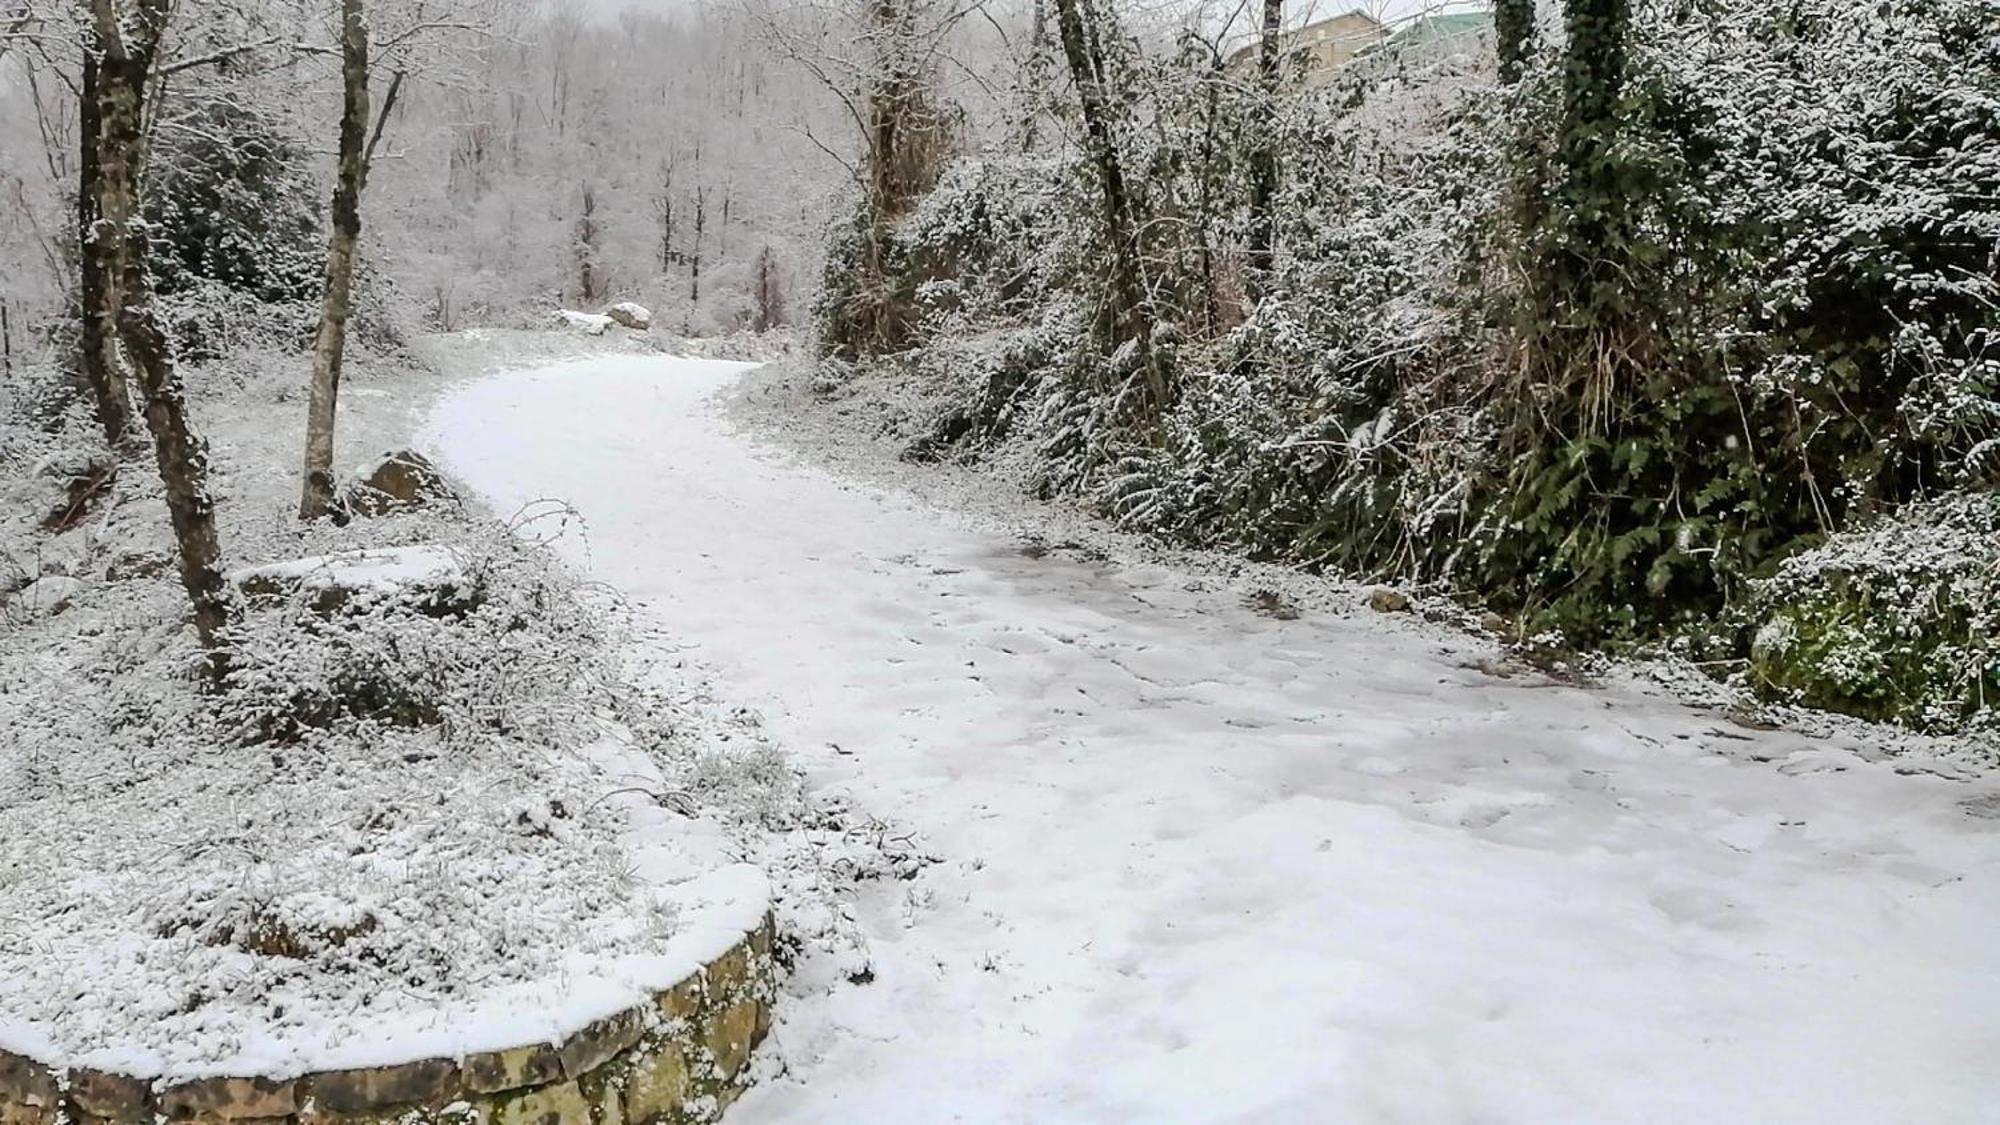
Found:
<box><xmin>554</xmin><ymin>309</ymin><xmax>613</xmax><ymax>336</ymax></box>
<box><xmin>0</xmin><ymin>340</ymin><xmax>784</xmax><ymax>1085</ymax></box>
<box><xmin>429</xmin><ymin>354</ymin><xmax>2000</xmax><ymax>1123</ymax></box>
<box><xmin>227</xmin><ymin>545</ymin><xmax>466</xmax><ymax>592</ymax></box>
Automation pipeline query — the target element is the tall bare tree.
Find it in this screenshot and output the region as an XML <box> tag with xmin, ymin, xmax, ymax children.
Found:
<box><xmin>88</xmin><ymin>0</ymin><xmax>231</xmax><ymax>650</ymax></box>
<box><xmin>299</xmin><ymin>0</ymin><xmax>402</xmax><ymax>519</ymax></box>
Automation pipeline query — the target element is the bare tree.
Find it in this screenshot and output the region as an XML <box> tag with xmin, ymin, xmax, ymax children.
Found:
<box><xmin>88</xmin><ymin>0</ymin><xmax>231</xmax><ymax>650</ymax></box>
<box><xmin>299</xmin><ymin>0</ymin><xmax>405</xmax><ymax>520</ymax></box>
<box><xmin>575</xmin><ymin>177</ymin><xmax>601</xmax><ymax>302</ymax></box>
<box><xmin>653</xmin><ymin>155</ymin><xmax>675</xmax><ymax>272</ymax></box>
<box><xmin>690</xmin><ymin>180</ymin><xmax>707</xmax><ymax>308</ymax></box>
<box><xmin>752</xmin><ymin>242</ymin><xmax>786</xmax><ymax>331</ymax></box>
<box><xmin>299</xmin><ymin>0</ymin><xmax>501</xmax><ymax>520</ymax></box>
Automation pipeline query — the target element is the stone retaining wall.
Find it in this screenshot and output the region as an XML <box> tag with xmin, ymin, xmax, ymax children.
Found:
<box><xmin>0</xmin><ymin>914</ymin><xmax>776</xmax><ymax>1125</ymax></box>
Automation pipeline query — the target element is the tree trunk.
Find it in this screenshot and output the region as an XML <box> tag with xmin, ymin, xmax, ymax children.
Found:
<box><xmin>1495</xmin><ymin>0</ymin><xmax>1536</xmax><ymax>85</ymax></box>
<box><xmin>690</xmin><ymin>185</ymin><xmax>706</xmax><ymax>307</ymax></box>
<box><xmin>576</xmin><ymin>179</ymin><xmax>600</xmax><ymax>303</ymax></box>
<box><xmin>1243</xmin><ymin>0</ymin><xmax>1283</xmax><ymax>292</ymax></box>
<box><xmin>77</xmin><ymin>46</ymin><xmax>138</xmax><ymax>447</ymax></box>
<box><xmin>656</xmin><ymin>160</ymin><xmax>675</xmax><ymax>273</ymax></box>
<box><xmin>92</xmin><ymin>0</ymin><xmax>231</xmax><ymax>652</ymax></box>
<box><xmin>1051</xmin><ymin>0</ymin><xmax>1166</xmax><ymax>415</ymax></box>
<box><xmin>300</xmin><ymin>0</ymin><xmax>373</xmax><ymax>520</ymax></box>
<box><xmin>1013</xmin><ymin>0</ymin><xmax>1050</xmax><ymax>153</ymax></box>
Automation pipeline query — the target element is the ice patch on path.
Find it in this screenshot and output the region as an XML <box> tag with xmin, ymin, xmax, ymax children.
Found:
<box><xmin>428</xmin><ymin>354</ymin><xmax>2000</xmax><ymax>1124</ymax></box>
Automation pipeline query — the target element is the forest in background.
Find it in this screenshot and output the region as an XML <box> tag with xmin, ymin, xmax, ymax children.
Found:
<box><xmin>0</xmin><ymin>0</ymin><xmax>852</xmax><ymax>355</ymax></box>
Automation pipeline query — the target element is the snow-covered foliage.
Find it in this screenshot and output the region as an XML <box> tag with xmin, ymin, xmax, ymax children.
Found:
<box><xmin>819</xmin><ymin>0</ymin><xmax>2000</xmax><ymax>728</ymax></box>
<box><xmin>1749</xmin><ymin>493</ymin><xmax>2000</xmax><ymax>732</ymax></box>
<box><xmin>148</xmin><ymin>98</ymin><xmax>323</xmax><ymax>361</ymax></box>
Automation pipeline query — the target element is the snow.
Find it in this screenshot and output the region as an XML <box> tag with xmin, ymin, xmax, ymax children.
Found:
<box><xmin>9</xmin><ymin>574</ymin><xmax>84</xmax><ymax>617</ymax></box>
<box><xmin>554</xmin><ymin>309</ymin><xmax>613</xmax><ymax>336</ymax></box>
<box><xmin>227</xmin><ymin>545</ymin><xmax>465</xmax><ymax>593</ymax></box>
<box><xmin>0</xmin><ymin>343</ymin><xmax>792</xmax><ymax>1087</ymax></box>
<box><xmin>428</xmin><ymin>353</ymin><xmax>2000</xmax><ymax>1123</ymax></box>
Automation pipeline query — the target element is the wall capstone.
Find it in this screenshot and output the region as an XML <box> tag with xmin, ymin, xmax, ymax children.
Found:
<box><xmin>0</xmin><ymin>912</ymin><xmax>777</xmax><ymax>1125</ymax></box>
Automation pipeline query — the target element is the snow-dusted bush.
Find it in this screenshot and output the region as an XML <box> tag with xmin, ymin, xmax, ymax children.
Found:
<box><xmin>1749</xmin><ymin>493</ymin><xmax>2000</xmax><ymax>732</ymax></box>
<box><xmin>148</xmin><ymin>100</ymin><xmax>323</xmax><ymax>362</ymax></box>
<box><xmin>217</xmin><ymin>533</ymin><xmax>589</xmax><ymax>743</ymax></box>
<box><xmin>814</xmin><ymin>0</ymin><xmax>1998</xmax><ymax>727</ymax></box>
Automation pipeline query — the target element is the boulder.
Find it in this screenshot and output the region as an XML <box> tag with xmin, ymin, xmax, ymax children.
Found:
<box><xmin>1366</xmin><ymin>586</ymin><xmax>1411</xmax><ymax>614</ymax></box>
<box><xmin>345</xmin><ymin>449</ymin><xmax>455</xmax><ymax>516</ymax></box>
<box><xmin>605</xmin><ymin>301</ymin><xmax>654</xmax><ymax>330</ymax></box>
<box><xmin>11</xmin><ymin>575</ymin><xmax>85</xmax><ymax>618</ymax></box>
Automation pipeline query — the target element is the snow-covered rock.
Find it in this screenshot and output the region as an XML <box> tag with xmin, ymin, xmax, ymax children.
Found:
<box><xmin>346</xmin><ymin>449</ymin><xmax>455</xmax><ymax>516</ymax></box>
<box><xmin>554</xmin><ymin>309</ymin><xmax>613</xmax><ymax>336</ymax></box>
<box><xmin>1367</xmin><ymin>585</ymin><xmax>1411</xmax><ymax>613</ymax></box>
<box><xmin>229</xmin><ymin>545</ymin><xmax>473</xmax><ymax>614</ymax></box>
<box><xmin>605</xmin><ymin>302</ymin><xmax>654</xmax><ymax>330</ymax></box>
<box><xmin>11</xmin><ymin>574</ymin><xmax>84</xmax><ymax>617</ymax></box>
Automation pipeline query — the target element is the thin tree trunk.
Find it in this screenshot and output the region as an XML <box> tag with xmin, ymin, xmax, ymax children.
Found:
<box><xmin>656</xmin><ymin>160</ymin><xmax>675</xmax><ymax>272</ymax></box>
<box><xmin>92</xmin><ymin>0</ymin><xmax>231</xmax><ymax>652</ymax></box>
<box><xmin>77</xmin><ymin>46</ymin><xmax>137</xmax><ymax>446</ymax></box>
<box><xmin>1244</xmin><ymin>0</ymin><xmax>1282</xmax><ymax>291</ymax></box>
<box><xmin>576</xmin><ymin>179</ymin><xmax>599</xmax><ymax>303</ymax></box>
<box><xmin>690</xmin><ymin>185</ymin><xmax>706</xmax><ymax>306</ymax></box>
<box><xmin>1051</xmin><ymin>0</ymin><xmax>1165</xmax><ymax>414</ymax></box>
<box><xmin>300</xmin><ymin>0</ymin><xmax>375</xmax><ymax>520</ymax></box>
<box><xmin>1014</xmin><ymin>0</ymin><xmax>1049</xmax><ymax>153</ymax></box>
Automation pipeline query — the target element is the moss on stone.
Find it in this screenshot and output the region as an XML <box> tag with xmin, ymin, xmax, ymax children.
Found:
<box><xmin>1748</xmin><ymin>497</ymin><xmax>1999</xmax><ymax>732</ymax></box>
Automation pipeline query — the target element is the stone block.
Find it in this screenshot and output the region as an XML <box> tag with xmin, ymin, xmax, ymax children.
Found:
<box><xmin>310</xmin><ymin>1059</ymin><xmax>461</xmax><ymax>1116</ymax></box>
<box><xmin>69</xmin><ymin>1069</ymin><xmax>151</xmax><ymax>1121</ymax></box>
<box><xmin>0</xmin><ymin>1101</ymin><xmax>56</xmax><ymax>1125</ymax></box>
<box><xmin>485</xmin><ymin>1078</ymin><xmax>591</xmax><ymax>1125</ymax></box>
<box><xmin>158</xmin><ymin>1076</ymin><xmax>296</xmax><ymax>1120</ymax></box>
<box><xmin>0</xmin><ymin>1049</ymin><xmax>56</xmax><ymax>1109</ymax></box>
<box><xmin>615</xmin><ymin>1046</ymin><xmax>689</xmax><ymax>1125</ymax></box>
<box><xmin>702</xmin><ymin>1000</ymin><xmax>760</xmax><ymax>1082</ymax></box>
<box><xmin>556</xmin><ymin>1008</ymin><xmax>644</xmax><ymax>1080</ymax></box>
<box><xmin>702</xmin><ymin>947</ymin><xmax>750</xmax><ymax>1000</ymax></box>
<box><xmin>462</xmin><ymin>1044</ymin><xmax>563</xmax><ymax>1095</ymax></box>
<box><xmin>656</xmin><ymin>976</ymin><xmax>702</xmax><ymax>1024</ymax></box>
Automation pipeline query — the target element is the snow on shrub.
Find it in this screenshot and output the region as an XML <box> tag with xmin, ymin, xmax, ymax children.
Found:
<box><xmin>1749</xmin><ymin>493</ymin><xmax>2000</xmax><ymax>733</ymax></box>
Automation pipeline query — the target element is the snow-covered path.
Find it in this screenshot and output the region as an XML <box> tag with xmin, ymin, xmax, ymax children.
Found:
<box><xmin>429</xmin><ymin>355</ymin><xmax>1998</xmax><ymax>1124</ymax></box>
